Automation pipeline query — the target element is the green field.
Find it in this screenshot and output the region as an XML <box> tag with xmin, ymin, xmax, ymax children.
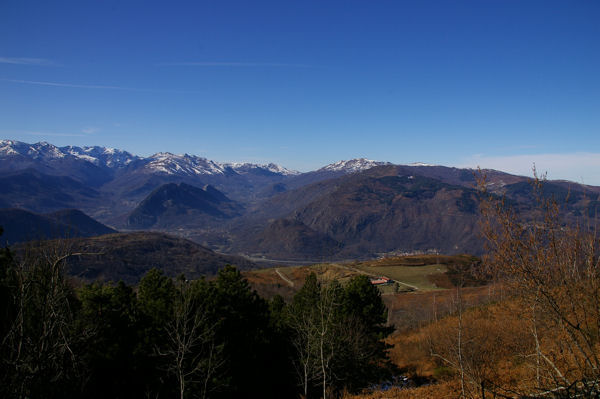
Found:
<box><xmin>351</xmin><ymin>263</ymin><xmax>448</xmax><ymax>291</ymax></box>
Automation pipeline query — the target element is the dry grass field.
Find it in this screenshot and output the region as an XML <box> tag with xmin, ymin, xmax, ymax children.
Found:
<box><xmin>243</xmin><ymin>254</ymin><xmax>480</xmax><ymax>300</ymax></box>
<box><xmin>243</xmin><ymin>254</ymin><xmax>514</xmax><ymax>398</ymax></box>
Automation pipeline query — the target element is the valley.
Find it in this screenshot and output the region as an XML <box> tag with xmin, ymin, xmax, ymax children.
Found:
<box><xmin>2</xmin><ymin>140</ymin><xmax>598</xmax><ymax>262</ymax></box>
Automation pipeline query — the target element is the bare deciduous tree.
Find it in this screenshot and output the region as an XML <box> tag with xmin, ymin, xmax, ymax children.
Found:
<box><xmin>287</xmin><ymin>275</ymin><xmax>345</xmax><ymax>399</ymax></box>
<box><xmin>315</xmin><ymin>280</ymin><xmax>342</xmax><ymax>399</ymax></box>
<box><xmin>1</xmin><ymin>240</ymin><xmax>93</xmax><ymax>398</ymax></box>
<box><xmin>478</xmin><ymin>170</ymin><xmax>600</xmax><ymax>397</ymax></box>
<box><xmin>288</xmin><ymin>299</ymin><xmax>319</xmax><ymax>398</ymax></box>
<box><xmin>160</xmin><ymin>278</ymin><xmax>223</xmax><ymax>399</ymax></box>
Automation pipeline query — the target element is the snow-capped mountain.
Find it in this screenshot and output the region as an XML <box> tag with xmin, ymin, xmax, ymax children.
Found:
<box><xmin>0</xmin><ymin>140</ymin><xmax>440</xmax><ymax>181</ymax></box>
<box><xmin>62</xmin><ymin>145</ymin><xmax>139</xmax><ymax>168</ymax></box>
<box><xmin>224</xmin><ymin>162</ymin><xmax>300</xmax><ymax>176</ymax></box>
<box><xmin>0</xmin><ymin>139</ymin><xmax>305</xmax><ymax>218</ymax></box>
<box><xmin>143</xmin><ymin>156</ymin><xmax>302</xmax><ymax>177</ymax></box>
<box><xmin>0</xmin><ymin>140</ymin><xmax>67</xmax><ymax>161</ymax></box>
<box><xmin>0</xmin><ymin>140</ymin><xmax>139</xmax><ymax>168</ymax></box>
<box><xmin>318</xmin><ymin>158</ymin><xmax>392</xmax><ymax>173</ymax></box>
<box><xmin>2</xmin><ymin>139</ymin><xmax>598</xmax><ymax>261</ymax></box>
<box><xmin>407</xmin><ymin>162</ymin><xmax>435</xmax><ymax>167</ymax></box>
<box><xmin>0</xmin><ymin>140</ymin><xmax>297</xmax><ymax>178</ymax></box>
<box><xmin>144</xmin><ymin>153</ymin><xmax>227</xmax><ymax>176</ymax></box>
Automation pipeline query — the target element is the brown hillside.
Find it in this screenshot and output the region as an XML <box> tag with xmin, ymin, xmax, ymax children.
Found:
<box><xmin>15</xmin><ymin>232</ymin><xmax>256</xmax><ymax>284</ymax></box>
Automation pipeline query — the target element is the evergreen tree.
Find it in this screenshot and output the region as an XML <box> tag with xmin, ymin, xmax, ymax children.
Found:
<box><xmin>77</xmin><ymin>281</ymin><xmax>141</xmax><ymax>399</ymax></box>
<box><xmin>209</xmin><ymin>265</ymin><xmax>272</xmax><ymax>399</ymax></box>
<box><xmin>287</xmin><ymin>273</ymin><xmax>395</xmax><ymax>397</ymax></box>
<box><xmin>0</xmin><ymin>227</ymin><xmax>17</xmax><ymax>397</ymax></box>
<box><xmin>338</xmin><ymin>275</ymin><xmax>395</xmax><ymax>391</ymax></box>
<box><xmin>266</xmin><ymin>295</ymin><xmax>297</xmax><ymax>398</ymax></box>
<box><xmin>136</xmin><ymin>268</ymin><xmax>177</xmax><ymax>397</ymax></box>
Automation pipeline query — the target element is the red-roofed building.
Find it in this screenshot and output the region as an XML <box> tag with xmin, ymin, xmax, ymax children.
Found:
<box><xmin>370</xmin><ymin>277</ymin><xmax>391</xmax><ymax>285</ymax></box>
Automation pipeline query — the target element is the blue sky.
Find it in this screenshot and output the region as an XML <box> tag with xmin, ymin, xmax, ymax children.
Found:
<box><xmin>1</xmin><ymin>0</ymin><xmax>599</xmax><ymax>183</ymax></box>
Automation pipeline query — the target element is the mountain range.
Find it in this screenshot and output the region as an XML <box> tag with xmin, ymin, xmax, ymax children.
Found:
<box><xmin>1</xmin><ymin>139</ymin><xmax>599</xmax><ymax>262</ymax></box>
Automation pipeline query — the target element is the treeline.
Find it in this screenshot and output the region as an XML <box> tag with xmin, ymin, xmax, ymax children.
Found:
<box><xmin>0</xmin><ymin>231</ymin><xmax>395</xmax><ymax>399</ymax></box>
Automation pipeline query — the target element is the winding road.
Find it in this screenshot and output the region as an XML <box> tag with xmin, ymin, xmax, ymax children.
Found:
<box><xmin>275</xmin><ymin>268</ymin><xmax>295</xmax><ymax>287</ymax></box>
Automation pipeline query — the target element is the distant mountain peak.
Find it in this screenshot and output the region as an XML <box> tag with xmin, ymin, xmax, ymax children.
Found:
<box><xmin>63</xmin><ymin>145</ymin><xmax>139</xmax><ymax>167</ymax></box>
<box><xmin>126</xmin><ymin>182</ymin><xmax>242</xmax><ymax>228</ymax></box>
<box><xmin>0</xmin><ymin>140</ymin><xmax>20</xmax><ymax>155</ymax></box>
<box><xmin>0</xmin><ymin>140</ymin><xmax>65</xmax><ymax>160</ymax></box>
<box><xmin>319</xmin><ymin>158</ymin><xmax>392</xmax><ymax>173</ymax></box>
<box><xmin>407</xmin><ymin>162</ymin><xmax>435</xmax><ymax>167</ymax></box>
<box><xmin>0</xmin><ymin>140</ymin><xmax>299</xmax><ymax>180</ymax></box>
<box><xmin>145</xmin><ymin>152</ymin><xmax>227</xmax><ymax>176</ymax></box>
<box><xmin>263</xmin><ymin>163</ymin><xmax>301</xmax><ymax>175</ymax></box>
<box><xmin>0</xmin><ymin>139</ymin><xmax>139</xmax><ymax>167</ymax></box>
<box><xmin>224</xmin><ymin>162</ymin><xmax>300</xmax><ymax>176</ymax></box>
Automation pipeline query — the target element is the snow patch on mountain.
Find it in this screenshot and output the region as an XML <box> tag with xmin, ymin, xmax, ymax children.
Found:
<box><xmin>224</xmin><ymin>162</ymin><xmax>300</xmax><ymax>176</ymax></box>
<box><xmin>145</xmin><ymin>153</ymin><xmax>227</xmax><ymax>176</ymax></box>
<box><xmin>407</xmin><ymin>162</ymin><xmax>435</xmax><ymax>167</ymax></box>
<box><xmin>319</xmin><ymin>158</ymin><xmax>391</xmax><ymax>173</ymax></box>
<box><xmin>0</xmin><ymin>140</ymin><xmax>21</xmax><ymax>156</ymax></box>
<box><xmin>0</xmin><ymin>140</ymin><xmax>65</xmax><ymax>160</ymax></box>
<box><xmin>0</xmin><ymin>140</ymin><xmax>139</xmax><ymax>168</ymax></box>
<box><xmin>63</xmin><ymin>145</ymin><xmax>139</xmax><ymax>167</ymax></box>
